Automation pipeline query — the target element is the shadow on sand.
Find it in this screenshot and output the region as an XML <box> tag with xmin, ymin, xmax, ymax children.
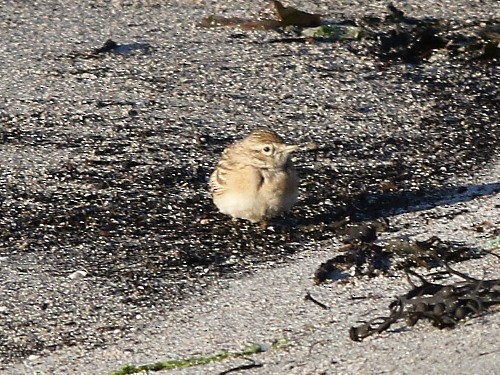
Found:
<box><xmin>355</xmin><ymin>181</ymin><xmax>500</xmax><ymax>220</ymax></box>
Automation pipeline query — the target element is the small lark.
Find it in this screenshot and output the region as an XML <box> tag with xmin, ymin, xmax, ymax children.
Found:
<box><xmin>209</xmin><ymin>129</ymin><xmax>299</xmax><ymax>226</ymax></box>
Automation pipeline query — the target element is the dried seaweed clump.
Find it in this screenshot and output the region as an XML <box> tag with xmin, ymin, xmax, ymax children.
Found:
<box><xmin>350</xmin><ymin>266</ymin><xmax>500</xmax><ymax>341</ymax></box>
<box><xmin>314</xmin><ymin>227</ymin><xmax>482</xmax><ymax>284</ymax></box>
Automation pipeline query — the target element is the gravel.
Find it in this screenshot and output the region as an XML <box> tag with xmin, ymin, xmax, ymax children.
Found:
<box><xmin>0</xmin><ymin>1</ymin><xmax>498</xmax><ymax>374</ymax></box>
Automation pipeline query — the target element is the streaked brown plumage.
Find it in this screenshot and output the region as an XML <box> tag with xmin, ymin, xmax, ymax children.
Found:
<box><xmin>209</xmin><ymin>129</ymin><xmax>299</xmax><ymax>225</ymax></box>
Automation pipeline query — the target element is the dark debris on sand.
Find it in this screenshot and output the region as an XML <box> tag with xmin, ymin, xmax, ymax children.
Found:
<box><xmin>350</xmin><ymin>266</ymin><xmax>500</xmax><ymax>341</ymax></box>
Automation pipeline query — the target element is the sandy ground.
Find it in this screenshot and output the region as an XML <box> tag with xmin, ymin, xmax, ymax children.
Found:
<box><xmin>0</xmin><ymin>1</ymin><xmax>499</xmax><ymax>374</ymax></box>
<box><xmin>8</xmin><ymin>160</ymin><xmax>499</xmax><ymax>375</ymax></box>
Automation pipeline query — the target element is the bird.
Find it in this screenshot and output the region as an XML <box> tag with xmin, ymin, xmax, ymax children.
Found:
<box><xmin>209</xmin><ymin>129</ymin><xmax>299</xmax><ymax>227</ymax></box>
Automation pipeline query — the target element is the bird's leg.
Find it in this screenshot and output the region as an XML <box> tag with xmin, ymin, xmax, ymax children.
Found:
<box><xmin>259</xmin><ymin>219</ymin><xmax>270</xmax><ymax>230</ymax></box>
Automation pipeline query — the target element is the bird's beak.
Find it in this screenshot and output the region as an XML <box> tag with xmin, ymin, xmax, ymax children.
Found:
<box><xmin>281</xmin><ymin>144</ymin><xmax>300</xmax><ymax>154</ymax></box>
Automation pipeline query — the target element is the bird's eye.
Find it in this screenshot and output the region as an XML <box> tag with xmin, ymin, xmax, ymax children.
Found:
<box><xmin>262</xmin><ymin>146</ymin><xmax>272</xmax><ymax>154</ymax></box>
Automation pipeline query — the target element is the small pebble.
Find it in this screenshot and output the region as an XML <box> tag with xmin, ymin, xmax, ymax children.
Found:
<box><xmin>69</xmin><ymin>270</ymin><xmax>87</xmax><ymax>280</ymax></box>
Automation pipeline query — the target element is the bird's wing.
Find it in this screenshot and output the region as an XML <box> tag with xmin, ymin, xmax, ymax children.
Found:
<box><xmin>209</xmin><ymin>163</ymin><xmax>263</xmax><ymax>197</ymax></box>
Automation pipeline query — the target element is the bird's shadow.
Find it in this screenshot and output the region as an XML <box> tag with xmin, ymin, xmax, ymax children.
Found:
<box><xmin>296</xmin><ymin>181</ymin><xmax>500</xmax><ymax>227</ymax></box>
<box><xmin>364</xmin><ymin>181</ymin><xmax>499</xmax><ymax>219</ymax></box>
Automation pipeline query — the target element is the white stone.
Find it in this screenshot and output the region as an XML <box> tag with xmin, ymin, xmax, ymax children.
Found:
<box><xmin>69</xmin><ymin>270</ymin><xmax>87</xmax><ymax>280</ymax></box>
